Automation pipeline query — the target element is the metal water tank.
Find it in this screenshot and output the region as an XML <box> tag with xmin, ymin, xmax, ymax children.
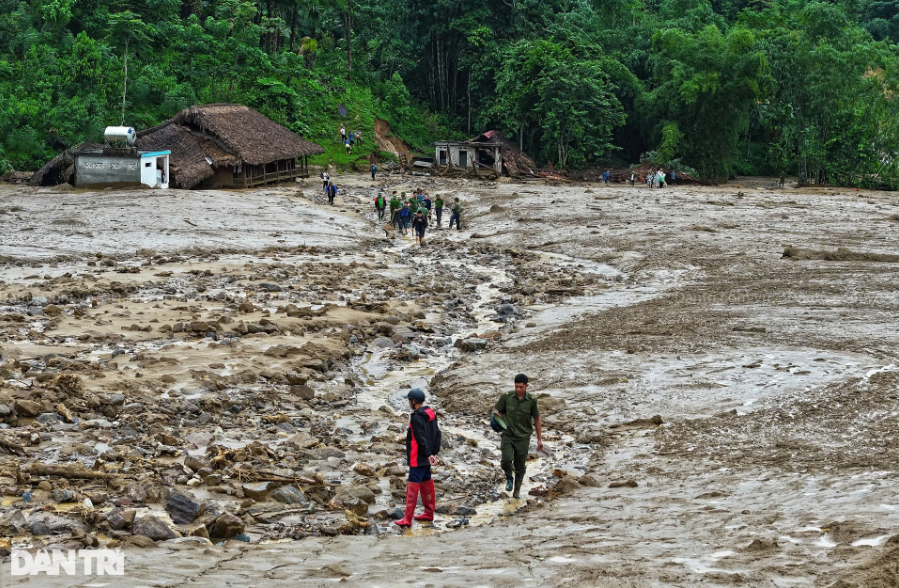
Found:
<box><xmin>104</xmin><ymin>126</ymin><xmax>136</xmax><ymax>146</ymax></box>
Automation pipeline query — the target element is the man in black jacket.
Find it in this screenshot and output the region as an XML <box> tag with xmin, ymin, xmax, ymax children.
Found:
<box><xmin>395</xmin><ymin>388</ymin><xmax>441</xmax><ymax>527</ymax></box>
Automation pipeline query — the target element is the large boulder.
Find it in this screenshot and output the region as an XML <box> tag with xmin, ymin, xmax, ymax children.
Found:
<box><xmin>165</xmin><ymin>493</ymin><xmax>204</xmax><ymax>525</ymax></box>
<box><xmin>132</xmin><ymin>515</ymin><xmax>177</xmax><ymax>541</ymax></box>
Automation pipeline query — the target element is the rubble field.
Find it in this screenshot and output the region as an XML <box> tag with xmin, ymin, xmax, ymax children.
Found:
<box><xmin>1</xmin><ymin>175</ymin><xmax>899</xmax><ymax>587</ymax></box>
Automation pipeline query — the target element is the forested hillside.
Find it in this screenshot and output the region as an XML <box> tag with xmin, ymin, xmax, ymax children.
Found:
<box><xmin>1</xmin><ymin>0</ymin><xmax>898</xmax><ymax>185</ymax></box>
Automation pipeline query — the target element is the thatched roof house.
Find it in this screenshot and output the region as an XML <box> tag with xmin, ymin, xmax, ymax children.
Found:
<box><xmin>136</xmin><ymin>104</ymin><xmax>323</xmax><ymax>189</ymax></box>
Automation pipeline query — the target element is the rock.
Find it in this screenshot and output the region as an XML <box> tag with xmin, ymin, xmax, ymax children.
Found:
<box><xmin>43</xmin><ymin>304</ymin><xmax>62</xmax><ymax>316</ymax></box>
<box><xmin>285</xmin><ymin>372</ymin><xmax>309</xmax><ymax>385</ymax></box>
<box><xmin>555</xmin><ymin>477</ymin><xmax>581</xmax><ymax>493</ymax></box>
<box><xmin>125</xmin><ymin>535</ymin><xmax>157</xmax><ymax>548</ymax></box>
<box><xmin>14</xmin><ymin>399</ymin><xmax>41</xmax><ymax>417</ymax></box>
<box><xmin>386</xmin><ymin>508</ymin><xmax>404</xmax><ymax>520</ymax></box>
<box><xmin>495</xmin><ymin>303</ymin><xmax>519</xmax><ymax>316</ymax></box>
<box><xmin>132</xmin><ymin>515</ymin><xmax>177</xmax><ymax>541</ymax></box>
<box><xmin>578</xmin><ymin>475</ymin><xmax>601</xmax><ymax>487</ymax></box>
<box><xmin>26</xmin><ymin>520</ymin><xmax>52</xmax><ymax>536</ymax></box>
<box><xmin>51</xmin><ymin>489</ymin><xmax>75</xmax><ymax>503</ymax></box>
<box><xmin>0</xmin><ymin>510</ymin><xmax>26</xmax><ymax>536</ymax></box>
<box><xmin>125</xmin><ymin>483</ymin><xmax>148</xmax><ymax>503</ymax></box>
<box><xmin>373</xmin><ymin>337</ymin><xmax>395</xmax><ymax>348</ymax></box>
<box><xmin>286</xmin><ymin>432</ymin><xmax>320</xmax><ymax>448</ymax></box>
<box><xmin>107</xmin><ymin>509</ymin><xmax>136</xmax><ymax>531</ymax></box>
<box><xmin>233</xmin><ymin>533</ymin><xmax>251</xmax><ymax>542</ymax></box>
<box><xmin>335</xmin><ymin>485</ymin><xmax>376</xmax><ymax>505</ymax></box>
<box><xmin>259</xmin><ymin>283</ymin><xmax>282</xmax><ymax>292</ymax></box>
<box><xmin>184</xmin><ymin>455</ymin><xmax>209</xmax><ymax>472</ymax></box>
<box><xmin>166</xmin><ymin>493</ymin><xmax>204</xmax><ymax>525</ymax></box>
<box><xmin>209</xmin><ymin>513</ymin><xmax>244</xmax><ymax>540</ymax></box>
<box><xmin>525</xmin><ymin>322</ymin><xmax>537</xmax><ymax>328</ymax></box>
<box><xmin>185</xmin><ymin>432</ymin><xmax>214</xmax><ymax>446</ymax></box>
<box><xmin>353</xmin><ymin>463</ymin><xmax>377</xmax><ymax>478</ymax></box>
<box><xmin>608</xmin><ymin>479</ymin><xmax>638</xmax><ymax>488</ymax></box>
<box><xmin>242</xmin><ymin>481</ymin><xmax>278</xmax><ymax>501</ymax></box>
<box><xmin>374</xmin><ymin>322</ymin><xmax>394</xmax><ymax>335</ymax></box>
<box><xmin>190</xmin><ymin>525</ymin><xmax>210</xmax><ymax>539</ymax></box>
<box><xmin>460</xmin><ymin>338</ymin><xmax>488</xmax><ymax>352</ymax></box>
<box><xmin>290</xmin><ymin>385</ymin><xmax>315</xmax><ymax>400</ymax></box>
<box><xmin>270</xmin><ymin>485</ymin><xmax>308</xmax><ymax>505</ymax></box>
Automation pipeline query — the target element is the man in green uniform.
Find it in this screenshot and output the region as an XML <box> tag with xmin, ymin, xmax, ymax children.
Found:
<box><xmin>493</xmin><ymin>374</ymin><xmax>542</xmax><ymax>499</ymax></box>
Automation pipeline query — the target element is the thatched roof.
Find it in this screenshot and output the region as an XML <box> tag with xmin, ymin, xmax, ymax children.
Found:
<box><xmin>136</xmin><ymin>123</ymin><xmax>237</xmax><ymax>189</ymax></box>
<box><xmin>469</xmin><ymin>130</ymin><xmax>537</xmax><ymax>177</ymax></box>
<box><xmin>171</xmin><ymin>104</ymin><xmax>323</xmax><ymax>165</ymax></box>
<box><xmin>29</xmin><ymin>142</ymin><xmax>103</xmax><ymax>186</ymax></box>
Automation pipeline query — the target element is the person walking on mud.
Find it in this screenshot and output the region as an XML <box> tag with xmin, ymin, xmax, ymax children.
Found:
<box><xmin>412</xmin><ymin>210</ymin><xmax>428</xmax><ymax>246</ymax></box>
<box><xmin>630</xmin><ymin>171</ymin><xmax>636</xmax><ymax>187</ymax></box>
<box><xmin>434</xmin><ymin>194</ymin><xmax>445</xmax><ymax>228</ymax></box>
<box><xmin>321</xmin><ymin>171</ymin><xmax>330</xmax><ymax>194</ymax></box>
<box><xmin>399</xmin><ymin>201</ymin><xmax>413</xmax><ymax>236</ymax></box>
<box><xmin>493</xmin><ymin>374</ymin><xmax>542</xmax><ymax>499</ymax></box>
<box><xmin>327</xmin><ymin>182</ymin><xmax>337</xmax><ymax>205</ymax></box>
<box><xmin>779</xmin><ymin>170</ymin><xmax>786</xmax><ymax>188</ymax></box>
<box><xmin>374</xmin><ymin>193</ymin><xmax>386</xmax><ymax>221</ymax></box>
<box><xmin>603</xmin><ymin>170</ymin><xmax>610</xmax><ymax>186</ymax></box>
<box><xmin>449</xmin><ymin>197</ymin><xmax>463</xmax><ymax>230</ymax></box>
<box><xmin>371</xmin><ymin>162</ymin><xmax>377</xmax><ymax>181</ymax></box>
<box><xmin>395</xmin><ymin>388</ymin><xmax>441</xmax><ymax>527</ymax></box>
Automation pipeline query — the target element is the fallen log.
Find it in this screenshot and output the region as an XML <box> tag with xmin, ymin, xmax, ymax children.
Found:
<box><xmin>27</xmin><ymin>463</ymin><xmax>127</xmax><ymax>480</ymax></box>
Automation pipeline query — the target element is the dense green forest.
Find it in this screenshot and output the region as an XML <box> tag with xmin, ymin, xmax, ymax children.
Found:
<box><xmin>1</xmin><ymin>0</ymin><xmax>898</xmax><ymax>185</ymax></box>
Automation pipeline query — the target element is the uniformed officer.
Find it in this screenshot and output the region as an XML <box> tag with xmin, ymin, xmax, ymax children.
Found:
<box><xmin>492</xmin><ymin>374</ymin><xmax>542</xmax><ymax>499</ymax></box>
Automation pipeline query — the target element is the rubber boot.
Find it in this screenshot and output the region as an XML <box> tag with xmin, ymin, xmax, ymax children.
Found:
<box><xmin>413</xmin><ymin>479</ymin><xmax>435</xmax><ymax>521</ymax></box>
<box><xmin>512</xmin><ymin>475</ymin><xmax>523</xmax><ymax>499</ymax></box>
<box><xmin>505</xmin><ymin>477</ymin><xmax>514</xmax><ymax>492</ymax></box>
<box><xmin>394</xmin><ymin>482</ymin><xmax>420</xmax><ymax>527</ymax></box>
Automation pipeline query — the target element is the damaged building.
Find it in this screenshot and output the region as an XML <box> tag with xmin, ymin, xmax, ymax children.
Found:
<box><xmin>432</xmin><ymin>130</ymin><xmax>537</xmax><ymax>178</ymax></box>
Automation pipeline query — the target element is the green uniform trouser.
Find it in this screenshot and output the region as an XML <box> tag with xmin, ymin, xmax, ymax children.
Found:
<box><xmin>501</xmin><ymin>435</ymin><xmax>530</xmax><ymax>480</ymax></box>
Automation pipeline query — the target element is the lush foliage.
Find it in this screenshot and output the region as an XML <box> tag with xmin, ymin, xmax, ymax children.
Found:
<box><xmin>1</xmin><ymin>0</ymin><xmax>898</xmax><ymax>185</ymax></box>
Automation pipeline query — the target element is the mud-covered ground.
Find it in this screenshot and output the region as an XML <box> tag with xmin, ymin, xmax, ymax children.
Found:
<box><xmin>2</xmin><ymin>174</ymin><xmax>899</xmax><ymax>587</ymax></box>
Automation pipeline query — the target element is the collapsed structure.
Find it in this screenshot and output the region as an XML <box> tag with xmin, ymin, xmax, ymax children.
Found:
<box><xmin>30</xmin><ymin>104</ymin><xmax>323</xmax><ymax>189</ymax></box>
<box><xmin>431</xmin><ymin>130</ymin><xmax>537</xmax><ymax>178</ymax></box>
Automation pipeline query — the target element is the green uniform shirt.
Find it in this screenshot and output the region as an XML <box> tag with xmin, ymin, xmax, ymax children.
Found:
<box><xmin>494</xmin><ymin>392</ymin><xmax>539</xmax><ymax>439</ymax></box>
<box><xmin>435</xmin><ymin>198</ymin><xmax>444</xmax><ymax>210</ymax></box>
<box><xmin>390</xmin><ymin>198</ymin><xmax>400</xmax><ymax>211</ymax></box>
<box><xmin>452</xmin><ymin>202</ymin><xmax>462</xmax><ymax>213</ymax></box>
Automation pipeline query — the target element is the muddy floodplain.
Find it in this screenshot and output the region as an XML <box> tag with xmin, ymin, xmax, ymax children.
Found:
<box><xmin>0</xmin><ymin>176</ymin><xmax>898</xmax><ymax>587</ymax></box>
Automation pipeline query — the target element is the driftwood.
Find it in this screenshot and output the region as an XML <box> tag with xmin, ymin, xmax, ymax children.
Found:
<box><xmin>0</xmin><ymin>437</ymin><xmax>25</xmax><ymax>456</ymax></box>
<box><xmin>28</xmin><ymin>463</ymin><xmax>127</xmax><ymax>480</ymax></box>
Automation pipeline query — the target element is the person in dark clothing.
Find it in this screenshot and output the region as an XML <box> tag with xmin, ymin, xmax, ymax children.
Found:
<box><xmin>434</xmin><ymin>194</ymin><xmax>444</xmax><ymax>227</ymax></box>
<box><xmin>449</xmin><ymin>197</ymin><xmax>462</xmax><ymax>230</ymax></box>
<box><xmin>327</xmin><ymin>183</ymin><xmax>337</xmax><ymax>205</ymax></box>
<box><xmin>371</xmin><ymin>163</ymin><xmax>377</xmax><ymax>181</ymax></box>
<box><xmin>412</xmin><ymin>210</ymin><xmax>428</xmax><ymax>246</ymax></box>
<box><xmin>422</xmin><ymin>193</ymin><xmax>432</xmax><ymax>223</ymax></box>
<box><xmin>395</xmin><ymin>388</ymin><xmax>441</xmax><ymax>527</ymax></box>
<box><xmin>398</xmin><ymin>202</ymin><xmax>413</xmax><ymax>235</ymax></box>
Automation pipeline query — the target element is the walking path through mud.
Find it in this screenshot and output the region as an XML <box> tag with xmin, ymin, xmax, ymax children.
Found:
<box><xmin>2</xmin><ymin>176</ymin><xmax>899</xmax><ymax>586</ymax></box>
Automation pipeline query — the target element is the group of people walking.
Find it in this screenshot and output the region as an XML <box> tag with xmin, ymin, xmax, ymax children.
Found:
<box><xmin>376</xmin><ymin>189</ymin><xmax>463</xmax><ymax>245</ymax></box>
<box><xmin>339</xmin><ymin>125</ymin><xmax>363</xmax><ymax>155</ymax></box>
<box><xmin>394</xmin><ymin>374</ymin><xmax>542</xmax><ymax>528</ymax></box>
<box><xmin>602</xmin><ymin>169</ymin><xmax>678</xmax><ymax>188</ymax></box>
